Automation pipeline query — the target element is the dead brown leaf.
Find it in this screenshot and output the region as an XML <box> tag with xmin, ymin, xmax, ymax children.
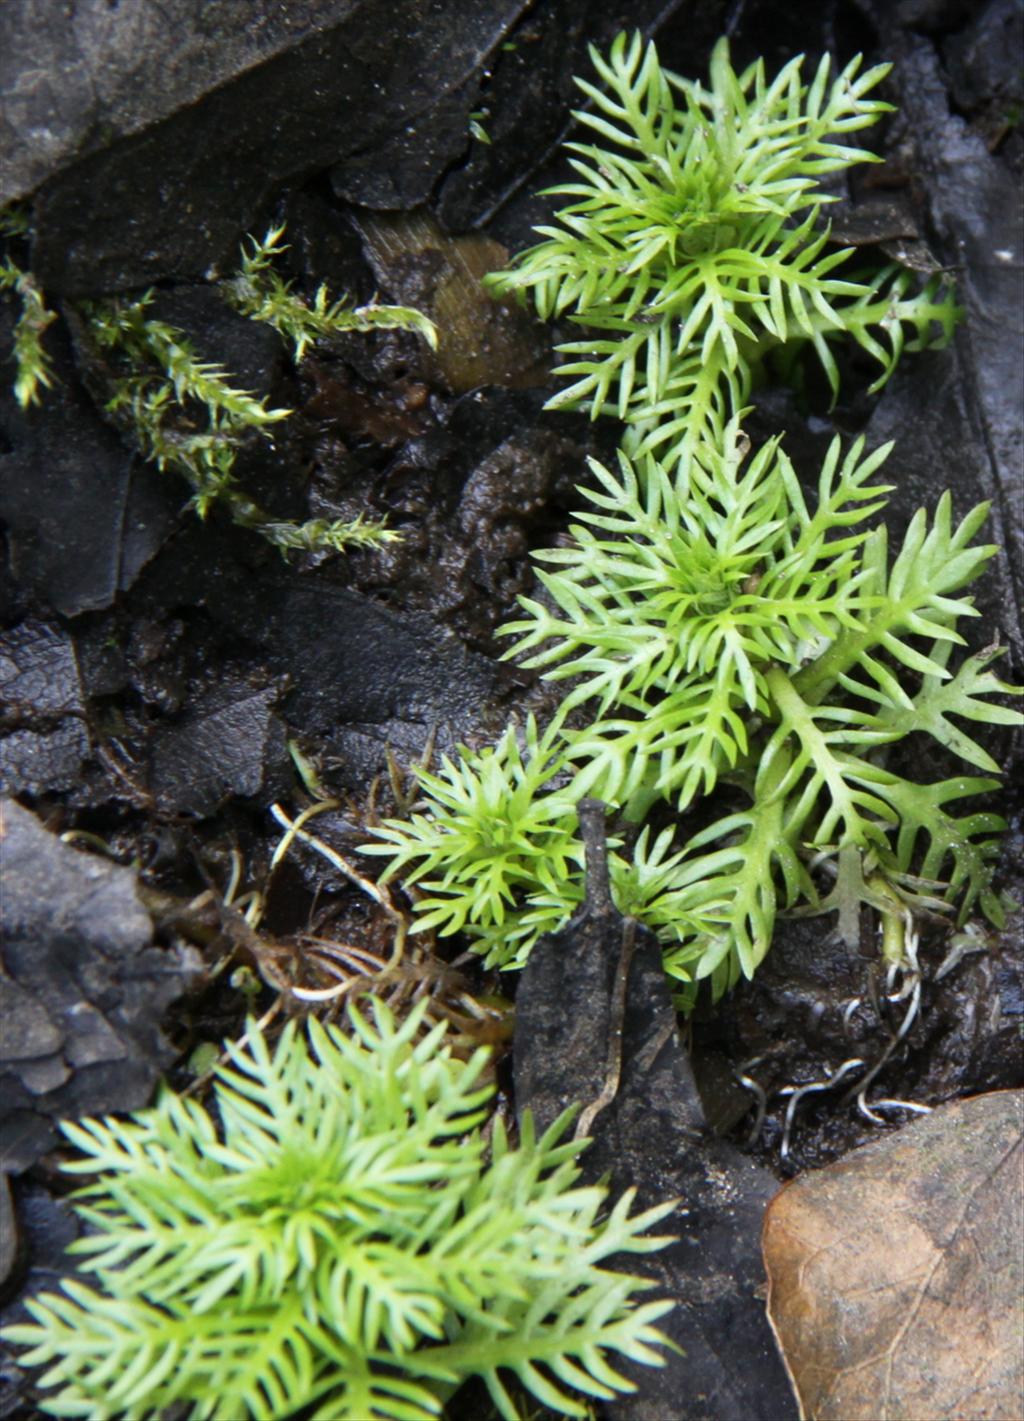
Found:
<box><xmin>762</xmin><ymin>1091</ymin><xmax>1024</xmax><ymax>1421</ymax></box>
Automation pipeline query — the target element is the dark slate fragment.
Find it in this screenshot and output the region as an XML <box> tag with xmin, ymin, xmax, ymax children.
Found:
<box><xmin>148</xmin><ymin>675</ymin><xmax>289</xmax><ymax>817</ymax></box>
<box><xmin>0</xmin><ymin>312</ymin><xmax>180</xmax><ymax>618</ymax></box>
<box><xmin>892</xmin><ymin>0</ymin><xmax>976</xmax><ymax>32</ymax></box>
<box><xmin>88</xmin><ymin>484</ymin><xmax>509</xmax><ymax>791</ymax></box>
<box><xmin>0</xmin><ymin>1176</ymin><xmax>15</xmax><ymax>1296</ymax></box>
<box><xmin>25</xmin><ymin>0</ymin><xmax>523</xmax><ymax>296</ymax></box>
<box><xmin>0</xmin><ymin>799</ymin><xmax>201</xmax><ymax>1175</ymax></box>
<box><xmin>943</xmin><ymin>0</ymin><xmax>1023</xmax><ymax>116</ymax></box>
<box><xmin>0</xmin><ymin>621</ymin><xmax>90</xmax><ymax>797</ymax></box>
<box><xmin>0</xmin><ymin>621</ymin><xmax>80</xmax><ymax>719</ymax></box>
<box><xmin>0</xmin><ymin>1</ymin><xmax>362</xmax><ymax>205</ymax></box>
<box><xmin>863</xmin><ymin>29</ymin><xmax>1024</xmax><ymax>657</ymax></box>
<box><xmin>0</xmin><ymin>723</ymin><xmax>90</xmax><ymax>800</ymax></box>
<box><xmin>331</xmin><ymin>72</ymin><xmax>486</xmax><ymax>211</ymax></box>
<box><xmin>914</xmin><ymin>926</ymin><xmax>1024</xmax><ymax>1098</ymax></box>
<box><xmin>203</xmin><ymin>570</ymin><xmax>504</xmax><ymax>745</ymax></box>
<box><xmin>0</xmin><ymin>980</ymin><xmax>64</xmax><ymax>1066</ymax></box>
<box><xmin>514</xmin><ymin>804</ymin><xmax>797</xmax><ymax>1421</ymax></box>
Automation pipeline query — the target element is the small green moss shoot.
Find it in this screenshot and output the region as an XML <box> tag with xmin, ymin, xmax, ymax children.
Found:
<box><xmin>1</xmin><ymin>214</ymin><xmax>437</xmax><ymax>557</ymax></box>
<box><xmin>87</xmin><ymin>226</ymin><xmax>437</xmax><ymax>556</ymax></box>
<box><xmin>0</xmin><ymin>205</ymin><xmax>58</xmax><ymax>408</ymax></box>
<box><xmin>222</xmin><ymin>223</ymin><xmax>438</xmax><ymax>360</ymax></box>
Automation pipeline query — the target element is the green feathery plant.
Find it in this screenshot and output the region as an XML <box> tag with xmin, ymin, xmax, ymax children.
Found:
<box><xmin>363</xmin><ymin>718</ymin><xmax>717</xmax><ymax>975</ymax></box>
<box><xmin>4</xmin><ymin>1000</ymin><xmax>675</xmax><ymax>1420</ymax></box>
<box><xmin>486</xmin><ymin>33</ymin><xmax>958</xmax><ymax>471</ymax></box>
<box><xmin>362</xmin><ymin>717</ymin><xmax>585</xmax><ymax>958</ymax></box>
<box><xmin>0</xmin><ymin>205</ymin><xmax>58</xmax><ymax>408</ymax></box>
<box><xmin>364</xmin><ymin>33</ymin><xmax>1021</xmax><ymax>1001</ymax></box>
<box><xmin>364</xmin><ymin>428</ymin><xmax>1020</xmax><ymax>993</ymax></box>
<box><xmin>503</xmin><ymin>425</ymin><xmax>1020</xmax><ymax>992</ymax></box>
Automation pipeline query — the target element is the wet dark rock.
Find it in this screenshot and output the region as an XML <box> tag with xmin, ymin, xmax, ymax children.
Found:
<box><xmin>15</xmin><ymin>0</ymin><xmax>526</xmax><ymax>295</ymax></box>
<box><xmin>912</xmin><ymin>918</ymin><xmax>1024</xmax><ymax>1098</ymax></box>
<box><xmin>0</xmin><ymin>314</ymin><xmax>180</xmax><ymax>619</ymax></box>
<box><xmin>0</xmin><ymin>800</ymin><xmax>201</xmax><ymax>1175</ymax></box>
<box><xmin>0</xmin><ymin>1</ymin><xmax>361</xmax><ymax>206</ymax></box>
<box><xmin>515</xmin><ymin>806</ymin><xmax>797</xmax><ymax>1421</ymax></box>
<box><xmin>721</xmin><ymin>0</ymin><xmax>880</xmax><ymax>69</ymax></box>
<box><xmin>313</xmin><ymin>385</ymin><xmax>618</xmax><ymax>650</ymax></box>
<box><xmin>0</xmin><ymin>981</ymin><xmax>64</xmax><ymax>1066</ymax></box>
<box><xmin>0</xmin><ymin>1177</ymin><xmax>15</xmax><ymax>1296</ymax></box>
<box><xmin>701</xmin><ymin>901</ymin><xmax>1024</xmax><ymax>1174</ymax></box>
<box><xmin>3</xmin><ymin>1183</ymin><xmax>79</xmax><ymax>1297</ymax></box>
<box><xmin>330</xmin><ymin>72</ymin><xmax>487</xmax><ymax>212</ymax></box>
<box><xmin>149</xmin><ymin>675</ymin><xmax>289</xmax><ymax>817</ymax></box>
<box><xmin>865</xmin><ymin>29</ymin><xmax>1024</xmax><ymax>656</ymax></box>
<box><xmin>382</xmin><ymin>409</ymin><xmax>581</xmax><ymax>631</ymax></box>
<box><xmin>0</xmin><ymin>621</ymin><xmax>80</xmax><ymax>720</ymax></box>
<box><xmin>943</xmin><ymin>0</ymin><xmax>1024</xmax><ymax>118</ymax></box>
<box><xmin>0</xmin><ymin>722</ymin><xmax>90</xmax><ymax>801</ymax></box>
<box><xmin>68</xmin><ymin>619</ymin><xmax>131</xmax><ymax>703</ymax></box>
<box><xmin>893</xmin><ymin>0</ymin><xmax>978</xmax><ymax>35</ymax></box>
<box><xmin>210</xmin><ymin>573</ymin><xmax>503</xmax><ymax>744</ymax></box>
<box><xmin>0</xmin><ymin>621</ymin><xmax>89</xmax><ymax>797</ymax></box>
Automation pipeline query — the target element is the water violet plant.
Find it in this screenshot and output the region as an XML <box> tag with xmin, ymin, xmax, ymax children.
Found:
<box><xmin>486</xmin><ymin>33</ymin><xmax>958</xmax><ymax>471</ymax></box>
<box><xmin>365</xmin><ymin>34</ymin><xmax>1021</xmax><ymax>999</ymax></box>
<box><xmin>4</xmin><ymin>1001</ymin><xmax>675</xmax><ymax>1420</ymax></box>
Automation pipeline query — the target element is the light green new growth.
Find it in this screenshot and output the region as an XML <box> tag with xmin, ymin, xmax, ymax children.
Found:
<box><xmin>3</xmin><ymin>1001</ymin><xmax>675</xmax><ymax>1421</ymax></box>
<box><xmin>366</xmin><ymin>34</ymin><xmax>1021</xmax><ymax>1000</ymax></box>
<box><xmin>486</xmin><ymin>33</ymin><xmax>958</xmax><ymax>469</ymax></box>
<box><xmin>367</xmin><ymin>434</ymin><xmax>1019</xmax><ymax>992</ymax></box>
<box><xmin>0</xmin><ymin>207</ymin><xmax>58</xmax><ymax>408</ymax></box>
<box><xmin>364</xmin><ymin>720</ymin><xmax>720</xmax><ymax>976</ymax></box>
<box><xmin>222</xmin><ymin>224</ymin><xmax>438</xmax><ymax>360</ymax></box>
<box><xmin>363</xmin><ymin>718</ymin><xmax>584</xmax><ymax>953</ymax></box>
<box><xmin>514</xmin><ymin>431</ymin><xmax>1018</xmax><ymax>993</ymax></box>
